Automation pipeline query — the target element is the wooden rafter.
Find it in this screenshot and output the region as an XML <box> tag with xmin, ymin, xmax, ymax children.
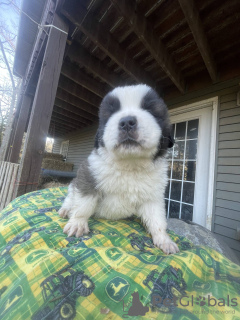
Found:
<box><xmin>52</xmin><ymin>110</ymin><xmax>91</xmax><ymax>126</ymax></box>
<box><xmin>67</xmin><ymin>43</ymin><xmax>121</xmax><ymax>87</ymax></box>
<box><xmin>58</xmin><ymin>75</ymin><xmax>101</xmax><ymax>107</ymax></box>
<box><xmin>61</xmin><ymin>0</ymin><xmax>158</xmax><ymax>90</ymax></box>
<box><xmin>54</xmin><ymin>100</ymin><xmax>98</xmax><ymax>122</ymax></box>
<box><xmin>61</xmin><ymin>61</ymin><xmax>109</xmax><ymax>97</ymax></box>
<box><xmin>56</xmin><ymin>89</ymin><xmax>99</xmax><ymax>116</ymax></box>
<box><xmin>110</xmin><ymin>0</ymin><xmax>185</xmax><ymax>93</ymax></box>
<box><xmin>178</xmin><ymin>0</ymin><xmax>218</xmax><ymax>82</ymax></box>
<box><xmin>51</xmin><ymin>116</ymin><xmax>79</xmax><ymax>129</ymax></box>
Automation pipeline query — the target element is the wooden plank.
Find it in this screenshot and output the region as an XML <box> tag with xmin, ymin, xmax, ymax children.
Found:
<box><xmin>220</xmin><ymin>107</ymin><xmax>240</xmax><ymax>118</ymax></box>
<box><xmin>220</xmin><ymin>93</ymin><xmax>237</xmax><ymax>104</ymax></box>
<box><xmin>218</xmin><ymin>166</ymin><xmax>240</xmax><ymax>175</ymax></box>
<box><xmin>9</xmin><ymin>94</ymin><xmax>33</xmax><ymax>164</ymax></box>
<box><xmin>6</xmin><ymin>164</ymin><xmax>19</xmax><ymax>205</ymax></box>
<box><xmin>67</xmin><ymin>43</ymin><xmax>121</xmax><ymax>87</ymax></box>
<box><xmin>219</xmin><ymin>115</ymin><xmax>240</xmax><ymax>126</ymax></box>
<box><xmin>218</xmin><ymin>158</ymin><xmax>240</xmax><ymax>166</ymax></box>
<box><xmin>61</xmin><ymin>61</ymin><xmax>109</xmax><ymax>98</ymax></box>
<box><xmin>110</xmin><ymin>0</ymin><xmax>185</xmax><ymax>93</ymax></box>
<box><xmin>217</xmin><ymin>182</ymin><xmax>240</xmax><ymax>193</ymax></box>
<box><xmin>15</xmin><ymin>14</ymin><xmax>69</xmax><ymax>197</ymax></box>
<box><xmin>216</xmin><ymin>199</ymin><xmax>240</xmax><ymax>212</ymax></box>
<box><xmin>217</xmin><ymin>174</ymin><xmax>240</xmax><ymax>184</ymax></box>
<box><xmin>0</xmin><ymin>162</ymin><xmax>11</xmax><ymax>209</ymax></box>
<box><xmin>219</xmin><ymin>124</ymin><xmax>240</xmax><ymax>133</ymax></box>
<box><xmin>219</xmin><ymin>132</ymin><xmax>240</xmax><ymax>141</ymax></box>
<box><xmin>218</xmin><ymin>144</ymin><xmax>240</xmax><ymax>153</ymax></box>
<box><xmin>52</xmin><ymin>112</ymin><xmax>90</xmax><ymax>126</ymax></box>
<box><xmin>216</xmin><ymin>190</ymin><xmax>240</xmax><ymax>203</ymax></box>
<box><xmin>50</xmin><ymin>119</ymin><xmax>77</xmax><ymax>131</ymax></box>
<box><xmin>215</xmin><ymin>206</ymin><xmax>240</xmax><ymax>221</ymax></box>
<box><xmin>61</xmin><ymin>0</ymin><xmax>159</xmax><ymax>90</ymax></box>
<box><xmin>0</xmin><ymin>161</ymin><xmax>4</xmax><ymax>186</ymax></box>
<box><xmin>56</xmin><ymin>88</ymin><xmax>99</xmax><ymax>116</ymax></box>
<box><xmin>215</xmin><ymin>215</ymin><xmax>240</xmax><ymax>230</ymax></box>
<box><xmin>1</xmin><ymin>163</ymin><xmax>14</xmax><ymax>210</ymax></box>
<box><xmin>58</xmin><ymin>75</ymin><xmax>101</xmax><ymax>107</ymax></box>
<box><xmin>54</xmin><ymin>99</ymin><xmax>98</xmax><ymax>121</ymax></box>
<box><xmin>0</xmin><ymin>161</ymin><xmax>6</xmax><ymax>188</ymax></box>
<box><xmin>214</xmin><ymin>224</ymin><xmax>237</xmax><ymax>241</ymax></box>
<box><xmin>220</xmin><ymin>100</ymin><xmax>238</xmax><ymax>111</ymax></box>
<box><xmin>178</xmin><ymin>0</ymin><xmax>218</xmax><ymax>82</ymax></box>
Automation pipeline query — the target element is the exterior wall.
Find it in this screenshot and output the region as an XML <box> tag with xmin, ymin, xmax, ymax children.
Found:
<box><xmin>213</xmin><ymin>91</ymin><xmax>240</xmax><ymax>260</ymax></box>
<box><xmin>65</xmin><ymin>125</ymin><xmax>97</xmax><ymax>173</ymax></box>
<box><xmin>52</xmin><ymin>138</ymin><xmax>63</xmax><ymax>153</ymax></box>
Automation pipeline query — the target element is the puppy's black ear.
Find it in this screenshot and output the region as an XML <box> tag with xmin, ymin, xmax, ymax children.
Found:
<box><xmin>168</xmin><ymin>135</ymin><xmax>174</xmax><ymax>148</ymax></box>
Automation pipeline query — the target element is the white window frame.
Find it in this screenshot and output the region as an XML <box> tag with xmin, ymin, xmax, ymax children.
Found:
<box><xmin>169</xmin><ymin>97</ymin><xmax>218</xmax><ymax>230</ymax></box>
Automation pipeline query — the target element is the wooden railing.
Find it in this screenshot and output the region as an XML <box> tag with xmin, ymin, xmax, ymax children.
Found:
<box><xmin>0</xmin><ymin>161</ymin><xmax>19</xmax><ymax>211</ymax></box>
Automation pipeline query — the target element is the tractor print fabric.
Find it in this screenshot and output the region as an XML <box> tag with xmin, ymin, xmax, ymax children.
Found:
<box><xmin>0</xmin><ymin>187</ymin><xmax>240</xmax><ymax>320</ymax></box>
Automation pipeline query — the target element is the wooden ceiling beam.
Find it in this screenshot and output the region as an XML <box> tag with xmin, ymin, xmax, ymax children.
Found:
<box><xmin>52</xmin><ymin>111</ymin><xmax>90</xmax><ymax>127</ymax></box>
<box><xmin>58</xmin><ymin>74</ymin><xmax>101</xmax><ymax>107</ymax></box>
<box><xmin>61</xmin><ymin>0</ymin><xmax>158</xmax><ymax>90</ymax></box>
<box><xmin>110</xmin><ymin>0</ymin><xmax>185</xmax><ymax>93</ymax></box>
<box><xmin>54</xmin><ymin>101</ymin><xmax>98</xmax><ymax>122</ymax></box>
<box><xmin>178</xmin><ymin>0</ymin><xmax>218</xmax><ymax>82</ymax></box>
<box><xmin>56</xmin><ymin>88</ymin><xmax>99</xmax><ymax>117</ymax></box>
<box><xmin>51</xmin><ymin>115</ymin><xmax>79</xmax><ymax>129</ymax></box>
<box><xmin>67</xmin><ymin>43</ymin><xmax>121</xmax><ymax>87</ymax></box>
<box><xmin>50</xmin><ymin>121</ymin><xmax>75</xmax><ymax>131</ymax></box>
<box><xmin>61</xmin><ymin>61</ymin><xmax>109</xmax><ymax>98</ymax></box>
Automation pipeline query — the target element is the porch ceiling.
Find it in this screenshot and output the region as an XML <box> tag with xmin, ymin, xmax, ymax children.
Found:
<box><xmin>19</xmin><ymin>0</ymin><xmax>240</xmax><ymax>138</ymax></box>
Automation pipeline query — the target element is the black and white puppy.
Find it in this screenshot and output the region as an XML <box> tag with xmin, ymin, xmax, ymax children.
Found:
<box><xmin>59</xmin><ymin>84</ymin><xmax>179</xmax><ymax>254</ymax></box>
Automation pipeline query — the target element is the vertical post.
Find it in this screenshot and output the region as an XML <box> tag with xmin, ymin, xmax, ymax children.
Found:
<box><xmin>8</xmin><ymin>94</ymin><xmax>33</xmax><ymax>163</ymax></box>
<box><xmin>15</xmin><ymin>14</ymin><xmax>68</xmax><ymax>197</ymax></box>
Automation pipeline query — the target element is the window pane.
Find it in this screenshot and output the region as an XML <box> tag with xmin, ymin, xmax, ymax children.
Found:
<box><xmin>172</xmin><ymin>161</ymin><xmax>183</xmax><ymax>180</ymax></box>
<box><xmin>165</xmin><ymin>181</ymin><xmax>170</xmax><ymax>198</ymax></box>
<box><xmin>181</xmin><ymin>204</ymin><xmax>193</xmax><ymax>221</ymax></box>
<box><xmin>182</xmin><ymin>182</ymin><xmax>195</xmax><ymax>204</ymax></box>
<box><xmin>175</xmin><ymin>122</ymin><xmax>186</xmax><ymax>140</ymax></box>
<box><xmin>187</xmin><ymin>119</ymin><xmax>199</xmax><ymax>139</ymax></box>
<box><xmin>170</xmin><ymin>180</ymin><xmax>182</xmax><ymax>201</ymax></box>
<box><xmin>184</xmin><ymin>161</ymin><xmax>196</xmax><ymax>181</ymax></box>
<box><xmin>186</xmin><ymin>140</ymin><xmax>198</xmax><ymax>160</ymax></box>
<box><xmin>167</xmin><ymin>147</ymin><xmax>173</xmax><ymax>159</ymax></box>
<box><xmin>173</xmin><ymin>141</ymin><xmax>185</xmax><ymax>159</ymax></box>
<box><xmin>169</xmin><ymin>201</ymin><xmax>180</xmax><ymax>218</ymax></box>
<box><xmin>165</xmin><ymin>200</ymin><xmax>169</xmax><ymax>212</ymax></box>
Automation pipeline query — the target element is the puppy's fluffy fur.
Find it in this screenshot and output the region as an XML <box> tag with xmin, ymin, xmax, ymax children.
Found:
<box><xmin>59</xmin><ymin>84</ymin><xmax>179</xmax><ymax>254</ymax></box>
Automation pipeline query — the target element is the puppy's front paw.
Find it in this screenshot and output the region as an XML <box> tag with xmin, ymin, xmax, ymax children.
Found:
<box><xmin>153</xmin><ymin>233</ymin><xmax>179</xmax><ymax>255</ymax></box>
<box><xmin>59</xmin><ymin>207</ymin><xmax>70</xmax><ymax>219</ymax></box>
<box><xmin>63</xmin><ymin>218</ymin><xmax>89</xmax><ymax>237</ymax></box>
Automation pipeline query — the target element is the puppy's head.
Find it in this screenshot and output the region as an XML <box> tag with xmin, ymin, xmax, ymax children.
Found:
<box><xmin>95</xmin><ymin>84</ymin><xmax>174</xmax><ymax>159</ymax></box>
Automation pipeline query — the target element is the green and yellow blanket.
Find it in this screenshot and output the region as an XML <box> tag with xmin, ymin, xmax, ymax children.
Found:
<box><xmin>0</xmin><ymin>187</ymin><xmax>240</xmax><ymax>320</ymax></box>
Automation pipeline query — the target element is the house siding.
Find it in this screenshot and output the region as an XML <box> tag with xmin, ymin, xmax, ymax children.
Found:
<box><xmin>52</xmin><ymin>138</ymin><xmax>63</xmax><ymax>153</ymax></box>
<box><xmin>65</xmin><ymin>125</ymin><xmax>97</xmax><ymax>173</ymax></box>
<box><xmin>213</xmin><ymin>91</ymin><xmax>240</xmax><ymax>260</ymax></box>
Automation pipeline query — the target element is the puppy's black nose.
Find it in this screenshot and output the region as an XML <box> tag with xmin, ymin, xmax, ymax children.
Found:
<box><xmin>119</xmin><ymin>116</ymin><xmax>137</xmax><ymax>131</ymax></box>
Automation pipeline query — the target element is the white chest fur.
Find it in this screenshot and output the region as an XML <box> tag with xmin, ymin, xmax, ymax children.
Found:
<box><xmin>88</xmin><ymin>149</ymin><xmax>168</xmax><ymax>219</ymax></box>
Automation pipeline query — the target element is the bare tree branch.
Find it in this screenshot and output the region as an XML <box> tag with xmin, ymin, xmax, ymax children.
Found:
<box><xmin>0</xmin><ymin>40</ymin><xmax>15</xmax><ymax>90</ymax></box>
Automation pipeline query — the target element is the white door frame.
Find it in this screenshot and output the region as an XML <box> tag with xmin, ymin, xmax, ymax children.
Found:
<box><xmin>169</xmin><ymin>97</ymin><xmax>218</xmax><ymax>230</ymax></box>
